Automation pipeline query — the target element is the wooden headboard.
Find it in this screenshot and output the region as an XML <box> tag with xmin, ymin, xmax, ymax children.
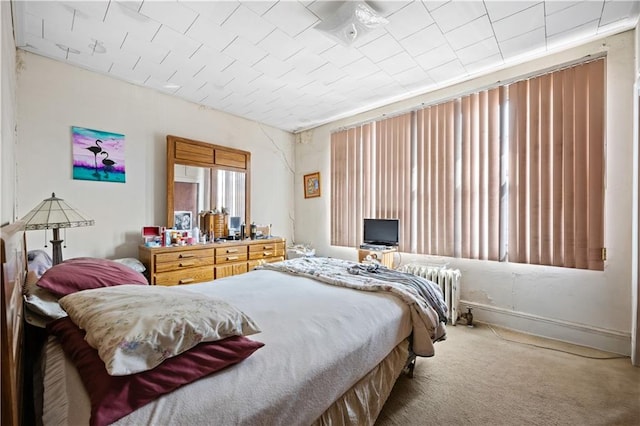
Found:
<box><xmin>1</xmin><ymin>221</ymin><xmax>26</xmax><ymax>426</ymax></box>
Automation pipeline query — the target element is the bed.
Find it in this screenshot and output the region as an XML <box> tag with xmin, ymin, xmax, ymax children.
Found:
<box><xmin>1</xmin><ymin>222</ymin><xmax>447</xmax><ymax>426</ymax></box>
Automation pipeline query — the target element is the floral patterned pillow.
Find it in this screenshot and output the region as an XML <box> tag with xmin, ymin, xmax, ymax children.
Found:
<box><xmin>59</xmin><ymin>284</ymin><xmax>260</xmax><ymax>376</ymax></box>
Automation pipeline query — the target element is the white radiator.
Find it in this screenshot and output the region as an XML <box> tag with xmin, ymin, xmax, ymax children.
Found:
<box><xmin>397</xmin><ymin>264</ymin><xmax>461</xmax><ymax>325</ymax></box>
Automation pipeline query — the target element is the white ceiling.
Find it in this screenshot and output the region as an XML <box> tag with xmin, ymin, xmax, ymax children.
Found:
<box><xmin>12</xmin><ymin>1</ymin><xmax>640</xmax><ymax>133</ymax></box>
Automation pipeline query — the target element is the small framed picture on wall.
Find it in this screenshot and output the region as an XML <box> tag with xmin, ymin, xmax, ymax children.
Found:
<box><xmin>304</xmin><ymin>172</ymin><xmax>321</xmax><ymax>198</ymax></box>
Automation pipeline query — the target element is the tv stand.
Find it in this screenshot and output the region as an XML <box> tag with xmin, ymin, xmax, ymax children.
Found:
<box><xmin>357</xmin><ymin>246</ymin><xmax>397</xmax><ymax>268</ymax></box>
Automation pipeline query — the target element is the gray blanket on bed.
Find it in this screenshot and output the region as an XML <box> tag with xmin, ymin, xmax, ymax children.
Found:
<box><xmin>346</xmin><ymin>262</ymin><xmax>449</xmax><ymax>324</ymax></box>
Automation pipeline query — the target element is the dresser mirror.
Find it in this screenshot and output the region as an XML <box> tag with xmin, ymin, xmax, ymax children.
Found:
<box><xmin>166</xmin><ymin>135</ymin><xmax>250</xmax><ymax>231</ymax></box>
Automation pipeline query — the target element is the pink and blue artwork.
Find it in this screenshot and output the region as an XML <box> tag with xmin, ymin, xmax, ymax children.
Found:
<box><xmin>72</xmin><ymin>126</ymin><xmax>125</xmax><ymax>183</ymax></box>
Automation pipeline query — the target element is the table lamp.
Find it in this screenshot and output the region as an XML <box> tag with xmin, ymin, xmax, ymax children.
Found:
<box><xmin>20</xmin><ymin>192</ymin><xmax>94</xmax><ymax>265</ymax></box>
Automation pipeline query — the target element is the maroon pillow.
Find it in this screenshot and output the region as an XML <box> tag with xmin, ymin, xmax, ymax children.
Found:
<box><xmin>47</xmin><ymin>317</ymin><xmax>264</xmax><ymax>426</ymax></box>
<box><xmin>37</xmin><ymin>257</ymin><xmax>148</xmax><ymax>296</ymax></box>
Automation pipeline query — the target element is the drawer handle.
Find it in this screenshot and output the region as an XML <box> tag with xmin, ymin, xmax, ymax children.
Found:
<box><xmin>179</xmin><ymin>278</ymin><xmax>195</xmax><ymax>284</ymax></box>
<box><xmin>226</xmin><ymin>249</ymin><xmax>239</xmax><ymax>253</ymax></box>
<box><xmin>179</xmin><ymin>254</ymin><xmax>195</xmax><ymax>259</ymax></box>
<box><xmin>179</xmin><ymin>261</ymin><xmax>195</xmax><ymax>267</ymax></box>
<box><xmin>226</xmin><ymin>256</ymin><xmax>239</xmax><ymax>261</ymax></box>
<box><xmin>263</xmin><ymin>246</ymin><xmax>273</xmax><ymax>250</ymax></box>
<box><xmin>263</xmin><ymin>252</ymin><xmax>272</xmax><ymax>256</ymax></box>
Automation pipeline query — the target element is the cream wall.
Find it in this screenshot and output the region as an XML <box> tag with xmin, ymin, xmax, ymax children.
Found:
<box><xmin>295</xmin><ymin>30</ymin><xmax>636</xmax><ymax>355</ymax></box>
<box><xmin>1</xmin><ymin>0</ymin><xmax>17</xmax><ymax>225</ymax></box>
<box><xmin>16</xmin><ymin>52</ymin><xmax>295</xmax><ymax>260</ymax></box>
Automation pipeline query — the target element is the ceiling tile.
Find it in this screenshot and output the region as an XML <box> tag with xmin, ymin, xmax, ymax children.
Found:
<box><xmin>445</xmin><ymin>15</ymin><xmax>494</xmax><ymax>50</ymax></box>
<box><xmin>456</xmin><ymin>37</ymin><xmax>501</xmax><ymax>66</ymax></box>
<box><xmin>262</xmin><ymin>1</ymin><xmax>319</xmax><ymax>37</ymax></box>
<box><xmin>357</xmin><ymin>33</ymin><xmax>403</xmax><ymax>63</ymax></box>
<box><xmin>242</xmin><ymin>1</ymin><xmax>278</xmax><ymax>16</ymax></box>
<box><xmin>18</xmin><ymin>33</ymin><xmax>68</xmax><ymax>60</ymax></box>
<box><xmin>320</xmin><ymin>44</ymin><xmax>363</xmax><ymax>68</ymax></box>
<box><xmin>189</xmin><ymin>45</ymin><xmax>234</xmax><ymax>73</ymax></box>
<box><xmin>222</xmin><ymin>4</ymin><xmax>275</xmax><ymax>44</ymax></box>
<box><xmin>21</xmin><ymin>13</ymin><xmax>43</xmax><ymax>39</ymax></box>
<box><xmin>395</xmin><ymin>66</ymin><xmax>434</xmax><ymax>91</ymax></box>
<box><xmin>385</xmin><ymin>2</ymin><xmax>433</xmax><ymax>40</ymax></box>
<box><xmin>544</xmin><ymin>1</ymin><xmax>577</xmax><ymax>15</ymax></box>
<box><xmin>427</xmin><ymin>59</ymin><xmax>467</xmax><ymax>84</ymax></box>
<box><xmin>600</xmin><ymin>0</ymin><xmax>640</xmax><ymax>26</ymax></box>
<box><xmin>253</xmin><ymin>54</ymin><xmax>294</xmax><ymax>78</ymax></box>
<box><xmin>121</xmin><ymin>33</ymin><xmax>169</xmax><ymax>64</ymax></box>
<box><xmin>25</xmin><ymin>2</ymin><xmax>74</xmax><ymax>31</ymax></box>
<box><xmin>223</xmin><ymin>36</ymin><xmax>268</xmax><ymax>66</ymax></box>
<box><xmin>308</xmin><ymin>62</ymin><xmax>347</xmax><ymax>85</ymax></box>
<box><xmin>492</xmin><ymin>4</ymin><xmax>544</xmax><ymax>42</ymax></box>
<box><xmin>499</xmin><ymin>27</ymin><xmax>547</xmax><ymax>59</ymax></box>
<box><xmin>415</xmin><ymin>43</ymin><xmax>457</xmax><ymax>71</ymax></box>
<box><xmin>430</xmin><ymin>1</ymin><xmax>487</xmax><ymax>33</ymax></box>
<box><xmin>485</xmin><ymin>1</ymin><xmax>541</xmax><ymax>22</ymax></box>
<box><xmin>105</xmin><ymin>1</ymin><xmax>161</xmax><ymax>42</ymax></box>
<box><xmin>399</xmin><ymin>23</ymin><xmax>447</xmax><ymax>57</ymax></box>
<box><xmin>258</xmin><ymin>29</ymin><xmax>304</xmax><ymax>61</ymax></box>
<box><xmin>63</xmin><ymin>1</ymin><xmax>109</xmax><ymax>22</ymax></box>
<box><xmin>134</xmin><ymin>58</ymin><xmax>176</xmax><ymax>82</ymax></box>
<box><xmin>377</xmin><ymin>51</ymin><xmax>418</xmax><ymax>75</ymax></box>
<box><xmin>293</xmin><ymin>26</ymin><xmax>337</xmax><ymax>54</ymax></box>
<box><xmin>341</xmin><ymin>56</ymin><xmax>380</xmax><ymax>79</ymax></box>
<box><xmin>139</xmin><ymin>1</ymin><xmax>198</xmax><ymax>34</ymax></box>
<box><xmin>547</xmin><ymin>19</ymin><xmax>599</xmax><ymax>47</ymax></box>
<box><xmin>465</xmin><ymin>52</ymin><xmax>504</xmax><ymax>75</ymax></box>
<box><xmin>109</xmin><ymin>61</ymin><xmax>149</xmax><ymax>84</ymax></box>
<box><xmin>180</xmin><ymin>1</ymin><xmax>239</xmax><ymax>26</ymax></box>
<box><xmin>546</xmin><ymin>1</ymin><xmax>604</xmax><ymax>36</ymax></box>
<box><xmin>286</xmin><ymin>49</ymin><xmax>328</xmax><ymax>75</ymax></box>
<box><xmin>115</xmin><ymin>1</ymin><xmax>142</xmax><ymax>13</ymax></box>
<box><xmin>72</xmin><ymin>13</ymin><xmax>127</xmax><ymax>52</ymax></box>
<box><xmin>186</xmin><ymin>15</ymin><xmax>236</xmax><ymax>52</ymax></box>
<box><xmin>151</xmin><ymin>25</ymin><xmax>201</xmax><ymax>58</ymax></box>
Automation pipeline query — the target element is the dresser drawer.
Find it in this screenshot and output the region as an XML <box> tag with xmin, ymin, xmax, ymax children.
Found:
<box><xmin>155</xmin><ymin>256</ymin><xmax>213</xmax><ymax>273</ymax></box>
<box><xmin>215</xmin><ymin>246</ymin><xmax>247</xmax><ymax>256</ymax></box>
<box><xmin>249</xmin><ymin>242</ymin><xmax>285</xmax><ymax>253</ymax></box>
<box><xmin>155</xmin><ymin>248</ymin><xmax>214</xmax><ymax>265</ymax></box>
<box><xmin>154</xmin><ymin>266</ymin><xmax>214</xmax><ymax>286</ymax></box>
<box><xmin>249</xmin><ymin>247</ymin><xmax>285</xmax><ymax>260</ymax></box>
<box><xmin>215</xmin><ymin>253</ymin><xmax>248</xmax><ymax>264</ymax></box>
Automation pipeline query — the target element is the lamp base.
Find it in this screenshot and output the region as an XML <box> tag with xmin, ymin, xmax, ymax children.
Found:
<box><xmin>50</xmin><ymin>228</ymin><xmax>63</xmax><ymax>265</ymax></box>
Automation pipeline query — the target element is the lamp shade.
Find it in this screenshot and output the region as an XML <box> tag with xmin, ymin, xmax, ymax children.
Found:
<box><xmin>21</xmin><ymin>193</ymin><xmax>94</xmax><ymax>230</ymax></box>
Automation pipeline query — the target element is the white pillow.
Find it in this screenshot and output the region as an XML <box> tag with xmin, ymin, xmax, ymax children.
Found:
<box><xmin>112</xmin><ymin>257</ymin><xmax>146</xmax><ymax>273</ymax></box>
<box><xmin>23</xmin><ymin>270</ymin><xmax>67</xmax><ymax>321</ymax></box>
<box><xmin>59</xmin><ymin>284</ymin><xmax>260</xmax><ymax>376</ymax></box>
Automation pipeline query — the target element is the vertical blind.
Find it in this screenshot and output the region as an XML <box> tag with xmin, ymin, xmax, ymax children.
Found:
<box><xmin>415</xmin><ymin>101</ymin><xmax>456</xmax><ymax>256</ymax></box>
<box><xmin>507</xmin><ymin>58</ymin><xmax>604</xmax><ymax>270</ymax></box>
<box><xmin>330</xmin><ymin>57</ymin><xmax>605</xmax><ymax>271</ymax></box>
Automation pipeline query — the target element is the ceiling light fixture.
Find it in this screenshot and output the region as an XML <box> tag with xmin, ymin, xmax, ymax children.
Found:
<box><xmin>89</xmin><ymin>39</ymin><xmax>106</xmax><ymax>54</ymax></box>
<box><xmin>314</xmin><ymin>1</ymin><xmax>388</xmax><ymax>46</ymax></box>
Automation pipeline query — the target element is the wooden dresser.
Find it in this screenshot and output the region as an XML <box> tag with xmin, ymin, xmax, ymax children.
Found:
<box><xmin>139</xmin><ymin>238</ymin><xmax>286</xmax><ymax>285</ymax></box>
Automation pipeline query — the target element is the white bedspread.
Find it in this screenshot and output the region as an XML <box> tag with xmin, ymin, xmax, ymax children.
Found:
<box><xmin>43</xmin><ymin>268</ymin><xmax>413</xmax><ymax>426</ymax></box>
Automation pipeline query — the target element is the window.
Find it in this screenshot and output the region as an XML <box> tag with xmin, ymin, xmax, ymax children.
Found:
<box><xmin>331</xmin><ymin>58</ymin><xmax>605</xmax><ymax>270</ymax></box>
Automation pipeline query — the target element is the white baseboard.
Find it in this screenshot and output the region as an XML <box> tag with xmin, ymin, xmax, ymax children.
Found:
<box><xmin>460</xmin><ymin>300</ymin><xmax>631</xmax><ymax>356</ymax></box>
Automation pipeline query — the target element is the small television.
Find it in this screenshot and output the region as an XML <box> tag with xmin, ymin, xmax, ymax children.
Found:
<box><xmin>363</xmin><ymin>218</ymin><xmax>399</xmax><ymax>246</ymax></box>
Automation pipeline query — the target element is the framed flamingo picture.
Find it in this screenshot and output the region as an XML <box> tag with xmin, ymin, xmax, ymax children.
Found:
<box><xmin>72</xmin><ymin>126</ymin><xmax>126</xmax><ymax>183</ymax></box>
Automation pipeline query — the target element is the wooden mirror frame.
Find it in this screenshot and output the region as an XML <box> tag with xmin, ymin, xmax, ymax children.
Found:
<box><xmin>166</xmin><ymin>135</ymin><xmax>251</xmax><ymax>229</ymax></box>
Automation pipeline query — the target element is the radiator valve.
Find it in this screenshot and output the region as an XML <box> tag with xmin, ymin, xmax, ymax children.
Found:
<box><xmin>459</xmin><ymin>307</ymin><xmax>474</xmax><ymax>327</ymax></box>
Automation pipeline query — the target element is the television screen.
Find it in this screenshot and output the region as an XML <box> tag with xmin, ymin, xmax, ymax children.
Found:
<box><xmin>363</xmin><ymin>218</ymin><xmax>399</xmax><ymax>246</ymax></box>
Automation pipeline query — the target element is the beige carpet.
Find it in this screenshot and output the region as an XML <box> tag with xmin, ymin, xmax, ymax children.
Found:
<box><xmin>376</xmin><ymin>323</ymin><xmax>640</xmax><ymax>426</ymax></box>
